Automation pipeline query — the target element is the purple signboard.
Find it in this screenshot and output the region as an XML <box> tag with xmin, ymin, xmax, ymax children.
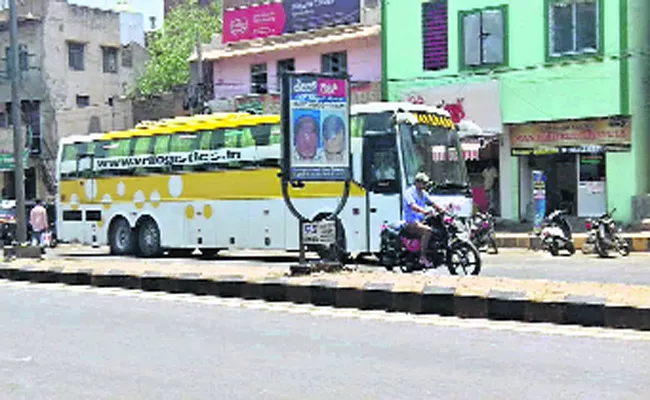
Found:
<box><xmin>283</xmin><ymin>0</ymin><xmax>361</xmax><ymax>33</ymax></box>
<box><xmin>422</xmin><ymin>0</ymin><xmax>448</xmax><ymax>71</ymax></box>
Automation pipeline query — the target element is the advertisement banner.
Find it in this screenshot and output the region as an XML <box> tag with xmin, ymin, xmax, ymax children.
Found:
<box><xmin>222</xmin><ymin>3</ymin><xmax>286</xmax><ymax>43</ymax></box>
<box><xmin>222</xmin><ymin>0</ymin><xmax>361</xmax><ymax>44</ymax></box>
<box><xmin>283</xmin><ymin>0</ymin><xmax>360</xmax><ymax>34</ymax></box>
<box><xmin>532</xmin><ymin>170</ymin><xmax>546</xmax><ymax>234</ymax></box>
<box><xmin>509</xmin><ymin>116</ymin><xmax>631</xmax><ymax>151</ymax></box>
<box><xmin>282</xmin><ymin>73</ymin><xmax>351</xmax><ymax>182</ymax></box>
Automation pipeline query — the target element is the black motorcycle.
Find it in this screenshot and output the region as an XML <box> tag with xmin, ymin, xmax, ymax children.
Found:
<box><xmin>583</xmin><ymin>208</ymin><xmax>629</xmax><ymax>257</ymax></box>
<box><xmin>538</xmin><ymin>209</ymin><xmax>575</xmax><ymax>256</ymax></box>
<box><xmin>469</xmin><ymin>212</ymin><xmax>498</xmax><ymax>254</ymax></box>
<box><xmin>379</xmin><ymin>211</ymin><xmax>481</xmax><ymax>275</ymax></box>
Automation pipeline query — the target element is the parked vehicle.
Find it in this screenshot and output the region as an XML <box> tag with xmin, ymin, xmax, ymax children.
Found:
<box><xmin>469</xmin><ymin>211</ymin><xmax>498</xmax><ymax>254</ymax></box>
<box><xmin>583</xmin><ymin>208</ymin><xmax>629</xmax><ymax>257</ymax></box>
<box><xmin>378</xmin><ymin>210</ymin><xmax>481</xmax><ymax>275</ymax></box>
<box><xmin>539</xmin><ymin>209</ymin><xmax>575</xmax><ymax>256</ymax></box>
<box><xmin>0</xmin><ymin>203</ymin><xmax>17</xmax><ymax>245</ymax></box>
<box><xmin>0</xmin><ymin>200</ymin><xmax>58</xmax><ymax>247</ymax></box>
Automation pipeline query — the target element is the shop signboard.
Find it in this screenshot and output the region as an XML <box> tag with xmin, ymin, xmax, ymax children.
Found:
<box><xmin>222</xmin><ymin>0</ymin><xmax>361</xmax><ymax>43</ymax></box>
<box><xmin>402</xmin><ymin>80</ymin><xmax>503</xmax><ymax>136</ymax></box>
<box><xmin>0</xmin><ymin>151</ymin><xmax>29</xmax><ymax>172</ymax></box>
<box><xmin>532</xmin><ymin>170</ymin><xmax>546</xmax><ymax>234</ymax></box>
<box><xmin>282</xmin><ymin>73</ymin><xmax>351</xmax><ymax>182</ymax></box>
<box><xmin>509</xmin><ymin>116</ymin><xmax>631</xmax><ymax>155</ymax></box>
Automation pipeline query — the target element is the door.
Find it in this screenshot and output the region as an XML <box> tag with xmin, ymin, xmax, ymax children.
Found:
<box><xmin>363</xmin><ymin>133</ymin><xmax>402</xmax><ymax>253</ymax></box>
<box><xmin>578</xmin><ymin>154</ymin><xmax>607</xmax><ymax>216</ymax></box>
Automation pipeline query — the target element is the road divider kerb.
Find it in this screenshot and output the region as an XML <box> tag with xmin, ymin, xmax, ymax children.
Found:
<box><xmin>1</xmin><ymin>263</ymin><xmax>649</xmax><ymax>331</ymax></box>
<box><xmin>495</xmin><ymin>234</ymin><xmax>650</xmax><ymax>252</ymax></box>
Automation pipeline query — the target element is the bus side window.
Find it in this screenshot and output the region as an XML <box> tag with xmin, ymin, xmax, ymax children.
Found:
<box><xmin>105</xmin><ymin>139</ymin><xmax>132</xmax><ymax>176</ymax></box>
<box><xmin>362</xmin><ymin>134</ymin><xmax>400</xmax><ymax>194</ymax></box>
<box><xmin>60</xmin><ymin>144</ymin><xmax>78</xmax><ymax>180</ymax></box>
<box><xmin>75</xmin><ymin>142</ymin><xmax>95</xmax><ymax>179</ymax></box>
<box><xmin>94</xmin><ymin>140</ymin><xmax>108</xmax><ymax>178</ymax></box>
<box><xmin>151</xmin><ymin>135</ymin><xmax>171</xmax><ymax>174</ymax></box>
<box><xmin>170</xmin><ymin>132</ymin><xmax>198</xmax><ymax>172</ymax></box>
<box><xmin>131</xmin><ymin>136</ymin><xmax>152</xmax><ymax>176</ymax></box>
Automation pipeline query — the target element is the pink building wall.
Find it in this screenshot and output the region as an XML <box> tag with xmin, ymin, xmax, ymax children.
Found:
<box><xmin>212</xmin><ymin>34</ymin><xmax>381</xmax><ymax>99</ymax></box>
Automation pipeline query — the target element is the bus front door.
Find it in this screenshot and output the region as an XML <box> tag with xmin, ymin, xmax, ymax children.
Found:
<box><xmin>363</xmin><ymin>134</ymin><xmax>402</xmax><ymax>253</ymax></box>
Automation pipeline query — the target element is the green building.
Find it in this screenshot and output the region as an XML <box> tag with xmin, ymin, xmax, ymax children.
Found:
<box><xmin>382</xmin><ymin>0</ymin><xmax>650</xmax><ymax>223</ymax></box>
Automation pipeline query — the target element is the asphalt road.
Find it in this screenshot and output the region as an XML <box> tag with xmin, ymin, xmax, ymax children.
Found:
<box><xmin>49</xmin><ymin>246</ymin><xmax>650</xmax><ymax>285</ymax></box>
<box><xmin>1</xmin><ymin>281</ymin><xmax>649</xmax><ymax>399</ymax></box>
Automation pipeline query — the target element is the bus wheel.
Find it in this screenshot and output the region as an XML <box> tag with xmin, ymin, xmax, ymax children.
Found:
<box><xmin>109</xmin><ymin>218</ymin><xmax>135</xmax><ymax>256</ymax></box>
<box><xmin>137</xmin><ymin>217</ymin><xmax>162</xmax><ymax>258</ymax></box>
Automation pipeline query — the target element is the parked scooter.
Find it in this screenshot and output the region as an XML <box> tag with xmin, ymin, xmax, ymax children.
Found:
<box><xmin>379</xmin><ymin>210</ymin><xmax>481</xmax><ymax>275</ymax></box>
<box><xmin>539</xmin><ymin>209</ymin><xmax>575</xmax><ymax>256</ymax></box>
<box><xmin>469</xmin><ymin>211</ymin><xmax>498</xmax><ymax>254</ymax></box>
<box><xmin>582</xmin><ymin>208</ymin><xmax>629</xmax><ymax>257</ymax></box>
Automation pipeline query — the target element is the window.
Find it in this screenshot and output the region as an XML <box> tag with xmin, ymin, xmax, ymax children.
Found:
<box><xmin>76</xmin><ymin>95</ymin><xmax>90</xmax><ymax>108</ymax></box>
<box><xmin>422</xmin><ymin>0</ymin><xmax>449</xmax><ymax>71</ymax></box>
<box><xmin>4</xmin><ymin>45</ymin><xmax>29</xmax><ymax>74</ymax></box>
<box><xmin>121</xmin><ymin>46</ymin><xmax>133</xmax><ymax>68</ymax></box>
<box><xmin>548</xmin><ymin>0</ymin><xmax>600</xmax><ymax>57</ymax></box>
<box><xmin>250</xmin><ymin>63</ymin><xmax>268</xmax><ymax>94</ymax></box>
<box><xmin>102</xmin><ymin>46</ymin><xmax>118</xmax><ymax>73</ymax></box>
<box><xmin>460</xmin><ymin>6</ymin><xmax>507</xmax><ymax>68</ymax></box>
<box><xmin>170</xmin><ymin>132</ymin><xmax>199</xmax><ymax>171</ymax></box>
<box><xmin>321</xmin><ymin>52</ymin><xmax>347</xmax><ymax>74</ymax></box>
<box><xmin>68</xmin><ymin>42</ymin><xmax>85</xmax><ymax>71</ymax></box>
<box><xmin>276</xmin><ymin>58</ymin><xmax>295</xmax><ymax>91</ymax></box>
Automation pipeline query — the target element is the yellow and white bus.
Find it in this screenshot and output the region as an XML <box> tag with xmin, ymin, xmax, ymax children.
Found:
<box><xmin>56</xmin><ymin>103</ymin><xmax>473</xmax><ymax>261</ymax></box>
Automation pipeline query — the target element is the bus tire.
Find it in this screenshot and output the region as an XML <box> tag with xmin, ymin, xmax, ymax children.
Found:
<box><xmin>109</xmin><ymin>217</ymin><xmax>135</xmax><ymax>256</ymax></box>
<box><xmin>312</xmin><ymin>215</ymin><xmax>348</xmax><ymax>265</ymax></box>
<box><xmin>136</xmin><ymin>217</ymin><xmax>163</xmax><ymax>258</ymax></box>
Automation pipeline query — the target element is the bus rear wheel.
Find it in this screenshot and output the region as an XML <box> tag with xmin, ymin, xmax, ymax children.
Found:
<box><xmin>109</xmin><ymin>218</ymin><xmax>135</xmax><ymax>256</ymax></box>
<box><xmin>137</xmin><ymin>218</ymin><xmax>162</xmax><ymax>258</ymax></box>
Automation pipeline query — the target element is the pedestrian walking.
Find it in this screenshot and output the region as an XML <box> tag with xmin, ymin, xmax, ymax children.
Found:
<box><xmin>29</xmin><ymin>199</ymin><xmax>48</xmax><ymax>253</ymax></box>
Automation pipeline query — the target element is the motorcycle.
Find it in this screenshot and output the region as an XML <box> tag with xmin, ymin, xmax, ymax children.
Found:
<box><xmin>583</xmin><ymin>208</ymin><xmax>629</xmax><ymax>257</ymax></box>
<box><xmin>469</xmin><ymin>212</ymin><xmax>498</xmax><ymax>254</ymax></box>
<box><xmin>538</xmin><ymin>209</ymin><xmax>575</xmax><ymax>256</ymax></box>
<box><xmin>378</xmin><ymin>210</ymin><xmax>481</xmax><ymax>275</ymax></box>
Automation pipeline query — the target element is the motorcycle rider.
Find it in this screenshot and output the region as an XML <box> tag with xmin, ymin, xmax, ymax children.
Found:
<box><xmin>402</xmin><ymin>172</ymin><xmax>446</xmax><ymax>267</ymax></box>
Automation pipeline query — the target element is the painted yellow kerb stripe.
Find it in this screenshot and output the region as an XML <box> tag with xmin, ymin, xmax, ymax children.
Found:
<box><xmin>59</xmin><ymin>169</ymin><xmax>366</xmax><ymax>204</ymax></box>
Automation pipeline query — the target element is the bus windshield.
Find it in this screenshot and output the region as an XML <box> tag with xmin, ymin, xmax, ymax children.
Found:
<box><xmin>399</xmin><ymin>122</ymin><xmax>468</xmax><ymax>189</ymax></box>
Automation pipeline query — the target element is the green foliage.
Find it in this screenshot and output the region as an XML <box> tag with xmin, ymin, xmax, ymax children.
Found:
<box><xmin>135</xmin><ymin>0</ymin><xmax>221</xmax><ymax>97</ymax></box>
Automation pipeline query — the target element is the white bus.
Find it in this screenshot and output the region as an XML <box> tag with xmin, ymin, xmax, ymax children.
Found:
<box><xmin>56</xmin><ymin>103</ymin><xmax>472</xmax><ymax>262</ymax></box>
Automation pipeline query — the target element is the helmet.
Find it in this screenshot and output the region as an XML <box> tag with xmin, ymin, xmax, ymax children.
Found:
<box><xmin>414</xmin><ymin>172</ymin><xmax>430</xmax><ymax>184</ymax></box>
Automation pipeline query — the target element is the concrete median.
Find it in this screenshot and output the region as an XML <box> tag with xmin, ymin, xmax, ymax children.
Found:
<box><xmin>496</xmin><ymin>232</ymin><xmax>650</xmax><ymax>252</ymax></box>
<box><xmin>1</xmin><ymin>262</ymin><xmax>649</xmax><ymax>331</ymax></box>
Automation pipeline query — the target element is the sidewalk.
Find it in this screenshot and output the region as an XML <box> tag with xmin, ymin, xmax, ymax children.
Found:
<box><xmin>1</xmin><ymin>256</ymin><xmax>649</xmax><ymax>331</ymax></box>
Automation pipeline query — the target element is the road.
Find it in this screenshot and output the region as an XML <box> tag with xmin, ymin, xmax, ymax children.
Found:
<box><xmin>0</xmin><ymin>280</ymin><xmax>649</xmax><ymax>399</ymax></box>
<box><xmin>49</xmin><ymin>246</ymin><xmax>650</xmax><ymax>285</ymax></box>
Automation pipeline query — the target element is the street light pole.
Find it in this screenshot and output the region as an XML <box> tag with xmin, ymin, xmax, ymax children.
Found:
<box><xmin>9</xmin><ymin>0</ymin><xmax>27</xmax><ymax>244</ymax></box>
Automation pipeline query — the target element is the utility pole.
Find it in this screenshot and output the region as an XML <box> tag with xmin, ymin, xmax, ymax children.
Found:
<box><xmin>195</xmin><ymin>30</ymin><xmax>204</xmax><ymax>114</ymax></box>
<box><xmin>9</xmin><ymin>0</ymin><xmax>27</xmax><ymax>244</ymax></box>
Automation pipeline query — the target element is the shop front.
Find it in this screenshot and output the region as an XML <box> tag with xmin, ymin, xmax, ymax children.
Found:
<box><xmin>510</xmin><ymin>116</ymin><xmax>631</xmax><ymax>219</ymax></box>
<box><xmin>402</xmin><ymin>80</ymin><xmax>504</xmax><ymax>215</ymax></box>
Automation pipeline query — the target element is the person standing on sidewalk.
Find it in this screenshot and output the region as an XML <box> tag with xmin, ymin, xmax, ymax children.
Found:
<box><xmin>29</xmin><ymin>199</ymin><xmax>48</xmax><ymax>252</ymax></box>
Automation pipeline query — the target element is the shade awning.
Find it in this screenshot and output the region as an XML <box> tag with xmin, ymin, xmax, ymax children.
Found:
<box><xmin>191</xmin><ymin>24</ymin><xmax>380</xmax><ymax>62</ymax></box>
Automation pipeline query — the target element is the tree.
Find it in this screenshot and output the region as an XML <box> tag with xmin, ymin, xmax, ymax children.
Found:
<box><xmin>135</xmin><ymin>0</ymin><xmax>221</xmax><ymax>97</ymax></box>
